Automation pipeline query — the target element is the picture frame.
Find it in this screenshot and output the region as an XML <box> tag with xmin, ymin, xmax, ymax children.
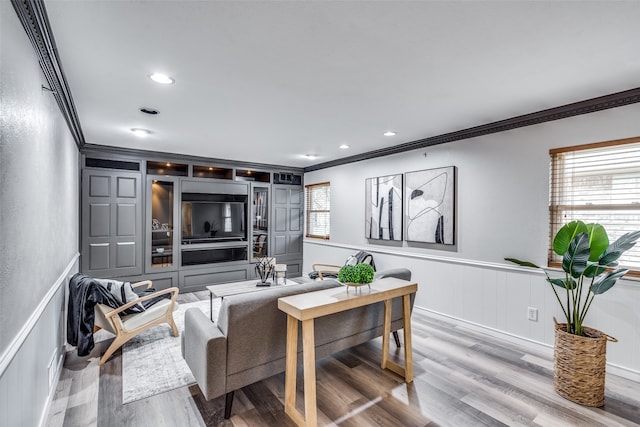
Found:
<box><xmin>404</xmin><ymin>166</ymin><xmax>455</xmax><ymax>244</ymax></box>
<box><xmin>365</xmin><ymin>174</ymin><xmax>403</xmax><ymax>241</ymax></box>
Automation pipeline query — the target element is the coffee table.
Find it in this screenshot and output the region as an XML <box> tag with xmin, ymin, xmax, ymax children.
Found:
<box><xmin>206</xmin><ymin>277</ymin><xmax>309</xmax><ymax>321</ymax></box>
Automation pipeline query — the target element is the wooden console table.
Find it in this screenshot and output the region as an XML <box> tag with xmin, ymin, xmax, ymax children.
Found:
<box><xmin>277</xmin><ymin>277</ymin><xmax>418</xmax><ymax>427</ymax></box>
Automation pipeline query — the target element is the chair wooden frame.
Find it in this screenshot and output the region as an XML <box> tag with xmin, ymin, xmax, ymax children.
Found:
<box><xmin>95</xmin><ymin>280</ymin><xmax>180</xmax><ymax>365</ymax></box>
<box><xmin>311</xmin><ymin>263</ymin><xmax>342</xmax><ymax>280</ymax></box>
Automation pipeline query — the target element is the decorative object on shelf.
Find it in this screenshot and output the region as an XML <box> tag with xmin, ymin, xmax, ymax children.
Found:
<box><xmin>506</xmin><ymin>220</ymin><xmax>640</xmax><ymax>406</ymax></box>
<box><xmin>405</xmin><ymin>166</ymin><xmax>455</xmax><ymax>244</ymax></box>
<box><xmin>365</xmin><ymin>174</ymin><xmax>403</xmax><ymax>241</ymax></box>
<box><xmin>156</xmin><ymin>247</ymin><xmax>165</xmax><ymax>254</ymax></box>
<box><xmin>152</xmin><ymin>218</ymin><xmax>160</xmax><ymax>230</ymax></box>
<box><xmin>204</xmin><ymin>220</ymin><xmax>219</xmax><ymax>237</ymax></box>
<box><xmin>338</xmin><ymin>263</ymin><xmax>375</xmax><ymax>292</ymax></box>
<box><xmin>161</xmin><ymin>223</ymin><xmax>170</xmax><ymax>231</ymax></box>
<box><xmin>255</xmin><ymin>256</ymin><xmax>275</xmax><ymax>286</ymax></box>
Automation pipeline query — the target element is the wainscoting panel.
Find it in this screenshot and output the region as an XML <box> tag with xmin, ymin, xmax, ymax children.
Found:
<box><xmin>303</xmin><ymin>240</ymin><xmax>640</xmax><ymax>381</ymax></box>
<box><xmin>0</xmin><ymin>256</ymin><xmax>77</xmax><ymax>427</ymax></box>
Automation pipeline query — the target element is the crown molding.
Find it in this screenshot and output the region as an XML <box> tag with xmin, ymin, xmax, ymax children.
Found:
<box><xmin>12</xmin><ymin>0</ymin><xmax>85</xmax><ymax>149</ymax></box>
<box><xmin>305</xmin><ymin>87</ymin><xmax>640</xmax><ymax>172</ymax></box>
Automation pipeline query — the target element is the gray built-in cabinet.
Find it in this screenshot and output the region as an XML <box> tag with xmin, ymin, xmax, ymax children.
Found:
<box><xmin>80</xmin><ymin>150</ymin><xmax>303</xmax><ymax>292</ymax></box>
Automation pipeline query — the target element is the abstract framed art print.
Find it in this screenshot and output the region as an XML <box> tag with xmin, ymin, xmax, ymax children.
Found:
<box><xmin>405</xmin><ymin>166</ymin><xmax>455</xmax><ymax>244</ymax></box>
<box><xmin>365</xmin><ymin>174</ymin><xmax>402</xmax><ymax>241</ymax></box>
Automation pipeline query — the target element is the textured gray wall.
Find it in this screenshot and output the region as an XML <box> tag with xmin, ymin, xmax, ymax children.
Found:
<box><xmin>0</xmin><ymin>0</ymin><xmax>79</xmax><ymax>357</ymax></box>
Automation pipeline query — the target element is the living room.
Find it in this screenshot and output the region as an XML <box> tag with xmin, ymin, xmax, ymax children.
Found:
<box><xmin>2</xmin><ymin>1</ymin><xmax>640</xmax><ymax>426</ymax></box>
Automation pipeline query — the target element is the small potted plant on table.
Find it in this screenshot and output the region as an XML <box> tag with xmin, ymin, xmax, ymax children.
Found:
<box><xmin>338</xmin><ymin>263</ymin><xmax>375</xmax><ymax>292</ymax></box>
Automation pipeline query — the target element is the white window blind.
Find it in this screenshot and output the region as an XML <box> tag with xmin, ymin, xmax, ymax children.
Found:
<box><xmin>305</xmin><ymin>182</ymin><xmax>330</xmax><ymax>239</ymax></box>
<box><xmin>549</xmin><ymin>138</ymin><xmax>640</xmax><ymax>271</ymax></box>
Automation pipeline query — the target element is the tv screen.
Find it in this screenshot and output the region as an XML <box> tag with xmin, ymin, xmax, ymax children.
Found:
<box><xmin>181</xmin><ymin>193</ymin><xmax>247</xmax><ymax>243</ymax></box>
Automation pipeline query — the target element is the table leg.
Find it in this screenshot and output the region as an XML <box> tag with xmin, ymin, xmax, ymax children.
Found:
<box><xmin>302</xmin><ymin>318</ymin><xmax>317</xmax><ymax>427</ymax></box>
<box><xmin>381</xmin><ymin>299</ymin><xmax>392</xmax><ymax>370</ymax></box>
<box><xmin>284</xmin><ymin>315</ymin><xmax>299</xmax><ymax>420</ymax></box>
<box><xmin>402</xmin><ymin>293</ymin><xmax>414</xmax><ymax>383</ymax></box>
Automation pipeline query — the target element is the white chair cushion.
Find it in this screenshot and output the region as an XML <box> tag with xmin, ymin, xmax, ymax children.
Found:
<box><xmin>121</xmin><ymin>299</ymin><xmax>177</xmax><ymax>331</ymax></box>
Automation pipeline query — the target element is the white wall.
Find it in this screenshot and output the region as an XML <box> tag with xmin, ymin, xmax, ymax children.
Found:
<box><xmin>0</xmin><ymin>1</ymin><xmax>80</xmax><ymax>425</ymax></box>
<box><xmin>303</xmin><ymin>102</ymin><xmax>640</xmax><ymax>380</ymax></box>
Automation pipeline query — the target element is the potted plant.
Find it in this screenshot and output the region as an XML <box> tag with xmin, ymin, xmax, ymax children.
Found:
<box><xmin>506</xmin><ymin>220</ymin><xmax>640</xmax><ymax>406</ymax></box>
<box><xmin>338</xmin><ymin>263</ymin><xmax>375</xmax><ymax>291</ymax></box>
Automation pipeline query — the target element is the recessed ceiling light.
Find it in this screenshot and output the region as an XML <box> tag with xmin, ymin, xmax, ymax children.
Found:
<box><xmin>140</xmin><ymin>107</ymin><xmax>159</xmax><ymax>115</ymax></box>
<box><xmin>304</xmin><ymin>154</ymin><xmax>317</xmax><ymax>160</ymax></box>
<box><xmin>383</xmin><ymin>131</ymin><xmax>396</xmax><ymax>136</ymax></box>
<box><xmin>149</xmin><ymin>73</ymin><xmax>174</xmax><ymax>84</ymax></box>
<box><xmin>131</xmin><ymin>128</ymin><xmax>151</xmax><ymax>137</ymax></box>
<box><xmin>339</xmin><ymin>144</ymin><xmax>350</xmax><ymax>149</ymax></box>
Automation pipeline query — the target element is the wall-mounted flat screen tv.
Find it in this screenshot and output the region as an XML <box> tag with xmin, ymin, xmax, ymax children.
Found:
<box><xmin>181</xmin><ymin>193</ymin><xmax>247</xmax><ymax>244</ymax></box>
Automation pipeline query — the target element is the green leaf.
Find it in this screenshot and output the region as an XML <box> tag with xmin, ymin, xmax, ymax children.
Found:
<box><xmin>547</xmin><ymin>277</ymin><xmax>577</xmax><ymax>290</ymax></box>
<box><xmin>553</xmin><ymin>220</ymin><xmax>588</xmax><ymax>256</ymax></box>
<box><xmin>562</xmin><ymin>233</ymin><xmax>591</xmax><ymax>278</ymax></box>
<box><xmin>585</xmin><ymin>223</ymin><xmax>609</xmax><ymax>262</ymax></box>
<box><xmin>583</xmin><ymin>263</ymin><xmax>608</xmax><ymax>278</ymax></box>
<box><xmin>338</xmin><ymin>265</ymin><xmax>357</xmax><ymax>283</ymax></box>
<box><xmin>599</xmin><ymin>231</ymin><xmax>640</xmax><ymax>266</ymax></box>
<box><xmin>591</xmin><ymin>268</ymin><xmax>629</xmax><ymax>294</ymax></box>
<box><xmin>354</xmin><ymin>263</ymin><xmax>375</xmax><ymax>283</ymax></box>
<box><xmin>504</xmin><ymin>258</ymin><xmax>540</xmax><ymax>269</ymax></box>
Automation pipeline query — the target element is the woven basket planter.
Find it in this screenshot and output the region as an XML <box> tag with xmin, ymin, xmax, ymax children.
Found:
<box><xmin>553</xmin><ymin>320</ymin><xmax>617</xmax><ymax>407</ymax></box>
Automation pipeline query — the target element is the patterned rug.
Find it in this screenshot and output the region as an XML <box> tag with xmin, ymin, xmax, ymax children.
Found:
<box><xmin>121</xmin><ymin>299</ymin><xmax>220</xmax><ymax>404</ymax></box>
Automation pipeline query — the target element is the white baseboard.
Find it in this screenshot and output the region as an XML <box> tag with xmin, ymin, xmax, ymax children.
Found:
<box><xmin>414</xmin><ymin>305</ymin><xmax>640</xmax><ymax>383</ymax></box>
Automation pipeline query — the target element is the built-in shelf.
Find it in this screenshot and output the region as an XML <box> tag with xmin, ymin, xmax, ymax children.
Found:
<box><xmin>193</xmin><ymin>165</ymin><xmax>233</xmax><ymax>180</ymax></box>
<box><xmin>236</xmin><ymin>169</ymin><xmax>270</xmax><ymax>183</ymax></box>
<box><xmin>147</xmin><ymin>161</ymin><xmax>188</xmax><ymax>176</ymax></box>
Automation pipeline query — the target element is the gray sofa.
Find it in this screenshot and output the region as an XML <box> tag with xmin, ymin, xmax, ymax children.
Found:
<box><xmin>182</xmin><ymin>268</ymin><xmax>413</xmax><ymax>418</ymax></box>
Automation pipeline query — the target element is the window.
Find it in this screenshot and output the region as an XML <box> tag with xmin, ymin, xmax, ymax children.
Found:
<box><xmin>549</xmin><ymin>137</ymin><xmax>640</xmax><ymax>272</ymax></box>
<box><xmin>305</xmin><ymin>182</ymin><xmax>330</xmax><ymax>239</ymax></box>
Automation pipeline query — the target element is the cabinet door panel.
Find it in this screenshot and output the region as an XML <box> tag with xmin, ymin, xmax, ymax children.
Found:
<box><xmin>288</xmin><ymin>234</ymin><xmax>302</xmax><ymax>253</ymax></box>
<box><xmin>89</xmin><ymin>175</ymin><xmax>110</xmax><ymax>197</ymax></box>
<box><xmin>116</xmin><ymin>204</ymin><xmax>136</xmax><ymax>236</ymax></box>
<box><xmin>289</xmin><ymin>207</ymin><xmax>301</xmax><ymax>231</ymax></box>
<box><xmin>274</xmin><ymin>235</ymin><xmax>287</xmax><ymax>255</ymax></box>
<box><xmin>275</xmin><ymin>187</ymin><xmax>288</xmax><ymax>204</ymax></box>
<box><xmin>89</xmin><ymin>204</ymin><xmax>110</xmax><ymax>237</ymax></box>
<box><xmin>88</xmin><ymin>243</ymin><xmax>110</xmax><ymax>270</ymax></box>
<box><xmin>274</xmin><ymin>207</ymin><xmax>288</xmax><ymax>232</ymax></box>
<box><xmin>82</xmin><ymin>169</ymin><xmax>142</xmax><ymax>277</ymax></box>
<box><xmin>116</xmin><ymin>242</ymin><xmax>136</xmax><ymax>268</ymax></box>
<box><xmin>117</xmin><ymin>176</ymin><xmax>137</xmax><ymax>198</ymax></box>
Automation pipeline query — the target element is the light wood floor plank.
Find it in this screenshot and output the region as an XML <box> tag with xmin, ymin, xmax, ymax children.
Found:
<box><xmin>48</xmin><ymin>300</ymin><xmax>640</xmax><ymax>427</ymax></box>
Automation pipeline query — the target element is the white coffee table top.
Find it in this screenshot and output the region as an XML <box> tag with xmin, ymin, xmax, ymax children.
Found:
<box><xmin>206</xmin><ymin>277</ymin><xmax>309</xmax><ymax>298</ymax></box>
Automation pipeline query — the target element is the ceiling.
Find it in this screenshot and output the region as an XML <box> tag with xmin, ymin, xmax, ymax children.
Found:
<box><xmin>43</xmin><ymin>0</ymin><xmax>640</xmax><ymax>169</ymax></box>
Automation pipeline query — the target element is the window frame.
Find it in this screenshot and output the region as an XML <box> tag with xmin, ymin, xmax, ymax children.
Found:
<box><xmin>548</xmin><ymin>136</ymin><xmax>640</xmax><ymax>276</ymax></box>
<box><xmin>305</xmin><ymin>181</ymin><xmax>331</xmax><ymax>240</ymax></box>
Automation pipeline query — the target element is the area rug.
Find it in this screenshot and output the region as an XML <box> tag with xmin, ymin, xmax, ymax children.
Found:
<box><xmin>121</xmin><ymin>298</ymin><xmax>220</xmax><ymax>404</ymax></box>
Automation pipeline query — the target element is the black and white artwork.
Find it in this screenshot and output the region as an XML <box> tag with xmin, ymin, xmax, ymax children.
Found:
<box><xmin>405</xmin><ymin>166</ymin><xmax>455</xmax><ymax>244</ymax></box>
<box><xmin>365</xmin><ymin>174</ymin><xmax>403</xmax><ymax>241</ymax></box>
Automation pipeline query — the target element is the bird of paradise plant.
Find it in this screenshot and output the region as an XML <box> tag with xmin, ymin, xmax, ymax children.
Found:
<box><xmin>506</xmin><ymin>220</ymin><xmax>640</xmax><ymax>336</ymax></box>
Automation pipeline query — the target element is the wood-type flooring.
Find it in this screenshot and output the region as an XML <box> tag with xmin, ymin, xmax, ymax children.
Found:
<box><xmin>47</xmin><ymin>290</ymin><xmax>640</xmax><ymax>426</ymax></box>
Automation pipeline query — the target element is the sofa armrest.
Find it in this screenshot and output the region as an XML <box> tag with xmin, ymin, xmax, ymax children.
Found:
<box><xmin>183</xmin><ymin>308</ymin><xmax>227</xmax><ymax>400</ymax></box>
<box><xmin>374</xmin><ymin>268</ymin><xmax>412</xmax><ymax>281</ymax></box>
